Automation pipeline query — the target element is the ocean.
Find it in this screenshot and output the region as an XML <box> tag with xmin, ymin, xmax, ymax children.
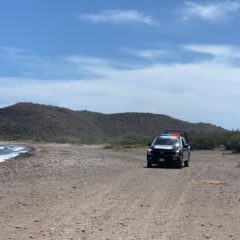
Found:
<box><xmin>0</xmin><ymin>145</ymin><xmax>28</xmax><ymax>162</ymax></box>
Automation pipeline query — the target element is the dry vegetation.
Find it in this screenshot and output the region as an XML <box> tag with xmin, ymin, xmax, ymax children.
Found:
<box><xmin>0</xmin><ymin>103</ymin><xmax>228</xmax><ymax>150</ymax></box>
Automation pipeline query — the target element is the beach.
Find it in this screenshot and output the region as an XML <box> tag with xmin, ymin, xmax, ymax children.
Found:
<box><xmin>0</xmin><ymin>144</ymin><xmax>239</xmax><ymax>240</ymax></box>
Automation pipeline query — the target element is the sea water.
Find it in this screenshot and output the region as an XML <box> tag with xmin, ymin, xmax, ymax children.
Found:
<box><xmin>0</xmin><ymin>145</ymin><xmax>28</xmax><ymax>162</ymax></box>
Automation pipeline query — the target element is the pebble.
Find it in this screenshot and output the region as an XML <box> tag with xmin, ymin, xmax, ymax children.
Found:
<box><xmin>15</xmin><ymin>225</ymin><xmax>27</xmax><ymax>229</ymax></box>
<box><xmin>237</xmin><ymin>161</ymin><xmax>240</xmax><ymax>167</ymax></box>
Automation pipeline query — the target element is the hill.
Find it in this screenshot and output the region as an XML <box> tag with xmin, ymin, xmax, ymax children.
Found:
<box><xmin>0</xmin><ymin>102</ymin><xmax>226</xmax><ymax>144</ymax></box>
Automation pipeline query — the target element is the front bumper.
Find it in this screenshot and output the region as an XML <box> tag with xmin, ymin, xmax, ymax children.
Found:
<box><xmin>147</xmin><ymin>149</ymin><xmax>180</xmax><ymax>163</ymax></box>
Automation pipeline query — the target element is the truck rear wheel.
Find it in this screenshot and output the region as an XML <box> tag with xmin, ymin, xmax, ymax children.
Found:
<box><xmin>184</xmin><ymin>153</ymin><xmax>190</xmax><ymax>167</ymax></box>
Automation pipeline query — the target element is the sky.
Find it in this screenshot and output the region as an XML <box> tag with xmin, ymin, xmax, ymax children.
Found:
<box><xmin>0</xmin><ymin>0</ymin><xmax>240</xmax><ymax>129</ymax></box>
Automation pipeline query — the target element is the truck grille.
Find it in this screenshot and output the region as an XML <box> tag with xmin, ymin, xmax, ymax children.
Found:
<box><xmin>152</xmin><ymin>149</ymin><xmax>174</xmax><ymax>160</ymax></box>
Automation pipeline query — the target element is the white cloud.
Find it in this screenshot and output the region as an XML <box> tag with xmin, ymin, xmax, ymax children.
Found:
<box><xmin>0</xmin><ymin>47</ymin><xmax>47</xmax><ymax>68</ymax></box>
<box><xmin>1</xmin><ymin>50</ymin><xmax>240</xmax><ymax>129</ymax></box>
<box><xmin>0</xmin><ymin>47</ymin><xmax>26</xmax><ymax>54</ymax></box>
<box><xmin>182</xmin><ymin>1</ymin><xmax>240</xmax><ymax>22</ymax></box>
<box><xmin>183</xmin><ymin>44</ymin><xmax>240</xmax><ymax>61</ymax></box>
<box><xmin>122</xmin><ymin>48</ymin><xmax>166</xmax><ymax>60</ymax></box>
<box><xmin>79</xmin><ymin>9</ymin><xmax>157</xmax><ymax>26</ymax></box>
<box><xmin>1</xmin><ymin>45</ymin><xmax>240</xmax><ymax>129</ymax></box>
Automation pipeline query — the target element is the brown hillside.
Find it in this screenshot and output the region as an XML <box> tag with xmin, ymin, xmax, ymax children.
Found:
<box><xmin>0</xmin><ymin>102</ymin><xmax>226</xmax><ymax>143</ymax></box>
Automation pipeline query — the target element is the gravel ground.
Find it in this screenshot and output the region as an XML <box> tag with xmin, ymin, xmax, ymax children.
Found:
<box><xmin>0</xmin><ymin>144</ymin><xmax>239</xmax><ymax>240</ymax></box>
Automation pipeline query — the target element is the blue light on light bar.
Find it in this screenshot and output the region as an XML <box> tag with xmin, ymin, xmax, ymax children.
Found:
<box><xmin>160</xmin><ymin>133</ymin><xmax>171</xmax><ymax>137</ymax></box>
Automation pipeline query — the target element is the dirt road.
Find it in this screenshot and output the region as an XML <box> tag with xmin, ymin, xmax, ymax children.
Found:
<box><xmin>0</xmin><ymin>145</ymin><xmax>239</xmax><ymax>240</ymax></box>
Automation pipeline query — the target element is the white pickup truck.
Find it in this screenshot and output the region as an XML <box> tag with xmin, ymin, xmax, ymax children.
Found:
<box><xmin>147</xmin><ymin>130</ymin><xmax>190</xmax><ymax>168</ymax></box>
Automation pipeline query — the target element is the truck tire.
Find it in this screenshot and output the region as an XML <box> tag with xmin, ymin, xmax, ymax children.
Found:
<box><xmin>147</xmin><ymin>159</ymin><xmax>152</xmax><ymax>168</ymax></box>
<box><xmin>184</xmin><ymin>153</ymin><xmax>190</xmax><ymax>167</ymax></box>
<box><xmin>184</xmin><ymin>160</ymin><xmax>189</xmax><ymax>167</ymax></box>
<box><xmin>177</xmin><ymin>156</ymin><xmax>183</xmax><ymax>169</ymax></box>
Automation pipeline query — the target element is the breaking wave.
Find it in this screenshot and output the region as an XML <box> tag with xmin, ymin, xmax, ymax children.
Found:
<box><xmin>0</xmin><ymin>145</ymin><xmax>29</xmax><ymax>162</ymax></box>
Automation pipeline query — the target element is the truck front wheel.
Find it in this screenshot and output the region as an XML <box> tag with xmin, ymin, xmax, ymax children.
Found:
<box><xmin>147</xmin><ymin>158</ymin><xmax>152</xmax><ymax>168</ymax></box>
<box><xmin>177</xmin><ymin>156</ymin><xmax>183</xmax><ymax>169</ymax></box>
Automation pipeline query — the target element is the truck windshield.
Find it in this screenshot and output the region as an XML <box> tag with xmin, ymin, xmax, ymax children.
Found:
<box><xmin>153</xmin><ymin>137</ymin><xmax>180</xmax><ymax>146</ymax></box>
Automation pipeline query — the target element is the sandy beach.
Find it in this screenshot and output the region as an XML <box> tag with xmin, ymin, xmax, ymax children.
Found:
<box><xmin>0</xmin><ymin>144</ymin><xmax>239</xmax><ymax>240</ymax></box>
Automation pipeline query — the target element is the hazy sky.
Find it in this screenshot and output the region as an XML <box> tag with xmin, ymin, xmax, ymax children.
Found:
<box><xmin>1</xmin><ymin>0</ymin><xmax>240</xmax><ymax>129</ymax></box>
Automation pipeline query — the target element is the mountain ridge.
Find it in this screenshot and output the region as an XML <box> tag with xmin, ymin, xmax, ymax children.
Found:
<box><xmin>0</xmin><ymin>102</ymin><xmax>226</xmax><ymax>143</ymax></box>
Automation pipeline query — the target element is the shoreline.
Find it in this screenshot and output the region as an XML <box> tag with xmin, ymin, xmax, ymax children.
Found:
<box><xmin>0</xmin><ymin>144</ymin><xmax>35</xmax><ymax>163</ymax></box>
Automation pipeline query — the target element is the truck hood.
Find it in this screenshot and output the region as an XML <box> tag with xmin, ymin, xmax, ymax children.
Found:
<box><xmin>153</xmin><ymin>145</ymin><xmax>174</xmax><ymax>150</ymax></box>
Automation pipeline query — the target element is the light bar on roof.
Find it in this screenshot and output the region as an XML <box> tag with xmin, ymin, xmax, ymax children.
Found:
<box><xmin>160</xmin><ymin>133</ymin><xmax>181</xmax><ymax>137</ymax></box>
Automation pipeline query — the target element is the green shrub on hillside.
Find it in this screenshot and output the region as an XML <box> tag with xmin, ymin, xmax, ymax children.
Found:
<box><xmin>188</xmin><ymin>131</ymin><xmax>227</xmax><ymax>150</ymax></box>
<box><xmin>104</xmin><ymin>132</ymin><xmax>232</xmax><ymax>151</ymax></box>
<box><xmin>104</xmin><ymin>136</ymin><xmax>153</xmax><ymax>149</ymax></box>
<box><xmin>224</xmin><ymin>132</ymin><xmax>240</xmax><ymax>152</ymax></box>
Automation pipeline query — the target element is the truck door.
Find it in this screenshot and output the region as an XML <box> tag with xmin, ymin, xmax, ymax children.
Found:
<box><xmin>181</xmin><ymin>138</ymin><xmax>188</xmax><ymax>160</ymax></box>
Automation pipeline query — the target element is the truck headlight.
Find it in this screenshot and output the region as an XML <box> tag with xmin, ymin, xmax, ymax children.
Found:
<box><xmin>175</xmin><ymin>149</ymin><xmax>181</xmax><ymax>154</ymax></box>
